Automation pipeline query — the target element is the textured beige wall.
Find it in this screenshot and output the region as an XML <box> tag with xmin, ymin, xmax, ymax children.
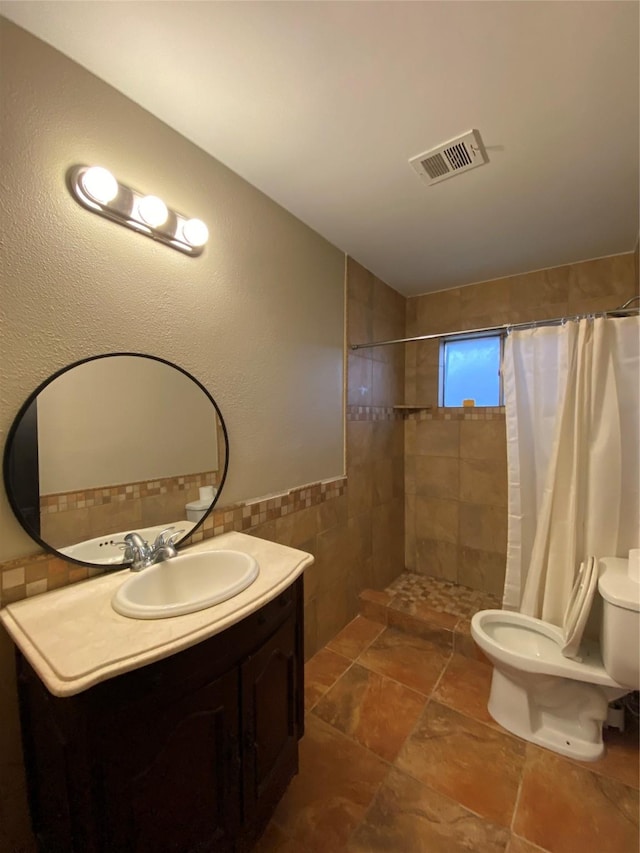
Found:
<box><xmin>37</xmin><ymin>356</ymin><xmax>219</xmax><ymax>492</ymax></box>
<box><xmin>0</xmin><ymin>19</ymin><xmax>345</xmax><ymax>563</ymax></box>
<box><xmin>405</xmin><ymin>253</ymin><xmax>638</xmax><ymax>595</ymax></box>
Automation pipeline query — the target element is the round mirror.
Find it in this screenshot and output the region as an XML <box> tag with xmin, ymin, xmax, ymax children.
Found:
<box><xmin>3</xmin><ymin>354</ymin><xmax>228</xmax><ymax>569</ymax></box>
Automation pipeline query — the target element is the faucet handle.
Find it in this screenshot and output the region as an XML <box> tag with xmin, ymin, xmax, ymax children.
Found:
<box><xmin>114</xmin><ymin>541</ymin><xmax>134</xmax><ymax>562</ymax></box>
<box><xmin>167</xmin><ymin>529</ymin><xmax>185</xmax><ymax>545</ymax></box>
<box><xmin>152</xmin><ymin>527</ymin><xmax>178</xmax><ymax>549</ymax></box>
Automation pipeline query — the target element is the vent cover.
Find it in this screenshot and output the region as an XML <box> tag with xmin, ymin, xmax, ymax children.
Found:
<box><xmin>409</xmin><ymin>129</ymin><xmax>488</xmax><ymax>185</ymax></box>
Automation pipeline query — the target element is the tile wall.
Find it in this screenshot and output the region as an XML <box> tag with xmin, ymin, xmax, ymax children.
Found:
<box><xmin>39</xmin><ymin>470</ymin><xmax>219</xmax><ymax>549</ymax></box>
<box><xmin>1</xmin><ymin>477</ymin><xmax>345</xmax><ymax>653</ymax></box>
<box><xmin>346</xmin><ymin>257</ymin><xmax>405</xmax><ymax>596</ymax></box>
<box><xmin>405</xmin><ymin>253</ymin><xmax>639</xmax><ymax>595</ymax></box>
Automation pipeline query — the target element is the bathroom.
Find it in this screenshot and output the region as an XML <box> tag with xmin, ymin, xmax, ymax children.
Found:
<box><xmin>0</xmin><ymin>4</ymin><xmax>639</xmax><ymax>853</ymax></box>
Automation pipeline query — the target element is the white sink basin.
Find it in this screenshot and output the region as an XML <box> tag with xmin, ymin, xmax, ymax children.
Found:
<box><xmin>60</xmin><ymin>521</ymin><xmax>196</xmax><ymax>565</ymax></box>
<box><xmin>111</xmin><ymin>550</ymin><xmax>259</xmax><ymax>619</ymax></box>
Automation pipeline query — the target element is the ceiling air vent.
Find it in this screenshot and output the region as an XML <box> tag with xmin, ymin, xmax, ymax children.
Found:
<box><xmin>409</xmin><ymin>129</ymin><xmax>488</xmax><ymax>186</ymax></box>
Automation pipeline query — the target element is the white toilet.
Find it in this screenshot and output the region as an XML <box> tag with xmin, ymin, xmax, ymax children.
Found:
<box><xmin>185</xmin><ymin>485</ymin><xmax>217</xmax><ymax>524</ymax></box>
<box><xmin>470</xmin><ymin>556</ymin><xmax>639</xmax><ymax>761</ymax></box>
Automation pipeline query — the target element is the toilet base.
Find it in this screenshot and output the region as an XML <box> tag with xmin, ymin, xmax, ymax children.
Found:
<box><xmin>487</xmin><ymin>667</ymin><xmax>626</xmax><ymax>762</ymax></box>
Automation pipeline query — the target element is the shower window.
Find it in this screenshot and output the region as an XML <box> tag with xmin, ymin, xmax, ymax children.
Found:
<box><xmin>439</xmin><ymin>333</ymin><xmax>503</xmax><ymax>407</ymax></box>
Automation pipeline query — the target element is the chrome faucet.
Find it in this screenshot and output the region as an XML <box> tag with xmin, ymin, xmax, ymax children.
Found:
<box><xmin>122</xmin><ymin>527</ymin><xmax>185</xmax><ymax>571</ymax></box>
<box><xmin>150</xmin><ymin>527</ymin><xmax>184</xmax><ymax>562</ymax></box>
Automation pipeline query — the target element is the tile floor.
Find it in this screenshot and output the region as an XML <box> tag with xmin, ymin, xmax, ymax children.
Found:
<box><xmin>253</xmin><ymin>573</ymin><xmax>640</xmax><ymax>853</ymax></box>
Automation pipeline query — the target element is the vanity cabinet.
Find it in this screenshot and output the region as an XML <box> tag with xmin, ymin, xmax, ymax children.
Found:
<box><xmin>16</xmin><ymin>577</ymin><xmax>304</xmax><ymax>853</ymax></box>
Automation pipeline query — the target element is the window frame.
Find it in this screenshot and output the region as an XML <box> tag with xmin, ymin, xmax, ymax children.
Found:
<box><xmin>438</xmin><ymin>330</ymin><xmax>505</xmax><ymax>408</ymax></box>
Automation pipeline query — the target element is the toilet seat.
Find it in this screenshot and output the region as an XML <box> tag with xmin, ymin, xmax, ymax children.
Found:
<box><xmin>562</xmin><ymin>556</ymin><xmax>598</xmax><ymax>658</ymax></box>
<box><xmin>471</xmin><ymin>609</ymin><xmax>621</xmax><ymax>687</ymax></box>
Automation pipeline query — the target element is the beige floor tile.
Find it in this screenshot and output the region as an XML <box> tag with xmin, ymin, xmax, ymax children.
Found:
<box><xmin>347</xmin><ymin>767</ymin><xmax>510</xmax><ymax>852</ymax></box>
<box><xmin>357</xmin><ymin>627</ymin><xmax>450</xmax><ymax>695</ymax></box>
<box><xmin>433</xmin><ymin>652</ymin><xmax>496</xmax><ymax>727</ymax></box>
<box><xmin>572</xmin><ymin>721</ymin><xmax>639</xmax><ymax>790</ymax></box>
<box><xmin>304</xmin><ymin>648</ymin><xmax>351</xmax><ymax>710</ymax></box>
<box><xmin>272</xmin><ymin>715</ymin><xmax>388</xmax><ymax>853</ymax></box>
<box><xmin>513</xmin><ymin>745</ymin><xmax>639</xmax><ymax>853</ymax></box>
<box><xmin>395</xmin><ymin>701</ymin><xmax>526</xmax><ymax>827</ymax></box>
<box><xmin>313</xmin><ymin>663</ymin><xmax>426</xmax><ymax>762</ymax></box>
<box><xmin>326</xmin><ymin>616</ymin><xmax>385</xmax><ymax>660</ymax></box>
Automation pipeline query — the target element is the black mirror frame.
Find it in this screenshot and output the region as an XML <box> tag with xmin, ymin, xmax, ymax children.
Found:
<box><xmin>2</xmin><ymin>352</ymin><xmax>229</xmax><ymax>570</ymax></box>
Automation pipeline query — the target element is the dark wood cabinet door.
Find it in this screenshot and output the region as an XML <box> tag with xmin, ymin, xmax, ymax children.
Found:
<box><xmin>100</xmin><ymin>668</ymin><xmax>240</xmax><ymax>853</ymax></box>
<box><xmin>17</xmin><ymin>580</ymin><xmax>304</xmax><ymax>852</ymax></box>
<box><xmin>240</xmin><ymin>617</ymin><xmax>298</xmax><ymax>834</ymax></box>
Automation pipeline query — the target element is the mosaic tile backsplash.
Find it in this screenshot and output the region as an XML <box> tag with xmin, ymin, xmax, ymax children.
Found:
<box><xmin>40</xmin><ymin>470</ymin><xmax>219</xmax><ymax>549</ymax></box>
<box><xmin>40</xmin><ymin>470</ymin><xmax>219</xmax><ymax>515</ymax></box>
<box><xmin>0</xmin><ymin>476</ymin><xmax>346</xmax><ymax>611</ymax></box>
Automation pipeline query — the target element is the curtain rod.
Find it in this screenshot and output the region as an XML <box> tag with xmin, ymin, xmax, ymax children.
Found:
<box><xmin>350</xmin><ymin>297</ymin><xmax>640</xmax><ymax>351</ymax></box>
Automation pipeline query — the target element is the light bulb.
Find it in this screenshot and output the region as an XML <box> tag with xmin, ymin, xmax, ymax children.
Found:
<box><xmin>137</xmin><ymin>195</ymin><xmax>168</xmax><ymax>228</ymax></box>
<box><xmin>80</xmin><ymin>167</ymin><xmax>118</xmax><ymax>205</ymax></box>
<box><xmin>182</xmin><ymin>218</ymin><xmax>209</xmax><ymax>247</ymax></box>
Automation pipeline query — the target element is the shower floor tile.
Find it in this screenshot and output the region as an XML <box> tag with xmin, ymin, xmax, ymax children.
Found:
<box><xmin>385</xmin><ymin>571</ymin><xmax>501</xmax><ymax>618</ymax></box>
<box><xmin>254</xmin><ymin>571</ymin><xmax>639</xmax><ymax>853</ymax></box>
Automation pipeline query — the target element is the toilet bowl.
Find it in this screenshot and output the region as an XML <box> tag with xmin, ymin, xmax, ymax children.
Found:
<box><xmin>471</xmin><ymin>556</ymin><xmax>639</xmax><ymax>761</ymax></box>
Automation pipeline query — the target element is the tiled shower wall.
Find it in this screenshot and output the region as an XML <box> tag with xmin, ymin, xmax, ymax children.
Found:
<box><xmin>346</xmin><ymin>258</ymin><xmax>405</xmax><ymax>594</ymax></box>
<box><xmin>405</xmin><ymin>253</ymin><xmax>639</xmax><ymax>595</ymax></box>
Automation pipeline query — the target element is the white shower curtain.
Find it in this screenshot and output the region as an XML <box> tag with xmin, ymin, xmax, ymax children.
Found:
<box><xmin>502</xmin><ymin>315</ymin><xmax>640</xmax><ymax>625</ymax></box>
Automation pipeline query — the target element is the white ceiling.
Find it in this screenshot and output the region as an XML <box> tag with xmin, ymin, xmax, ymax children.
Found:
<box><xmin>3</xmin><ymin>1</ymin><xmax>639</xmax><ymax>296</ymax></box>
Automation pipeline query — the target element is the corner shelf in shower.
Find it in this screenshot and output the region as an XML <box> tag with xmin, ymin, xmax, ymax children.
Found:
<box><xmin>392</xmin><ymin>404</ymin><xmax>434</xmax><ymax>411</ymax></box>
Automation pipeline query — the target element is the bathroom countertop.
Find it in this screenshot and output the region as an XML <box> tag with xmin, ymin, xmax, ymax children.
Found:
<box><xmin>0</xmin><ymin>532</ymin><xmax>313</xmax><ymax>698</ymax></box>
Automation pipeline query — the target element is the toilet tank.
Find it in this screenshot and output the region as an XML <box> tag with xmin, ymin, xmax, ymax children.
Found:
<box><xmin>598</xmin><ymin>557</ymin><xmax>640</xmax><ymax>688</ymax></box>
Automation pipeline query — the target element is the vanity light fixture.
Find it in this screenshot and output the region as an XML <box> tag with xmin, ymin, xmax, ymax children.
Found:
<box><xmin>69</xmin><ymin>165</ymin><xmax>209</xmax><ymax>256</ymax></box>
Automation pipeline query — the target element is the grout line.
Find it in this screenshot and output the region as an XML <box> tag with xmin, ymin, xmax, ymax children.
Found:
<box><xmin>509</xmin><ymin>832</ymin><xmax>552</xmax><ymax>853</ymax></box>
<box><xmin>303</xmin><ymin>610</ymin><xmax>527</xmax><ymax>845</ymax></box>
<box><xmin>509</xmin><ymin>748</ymin><xmax>527</xmax><ymax>836</ymax></box>
<box><xmin>303</xmin><ymin>648</ymin><xmax>353</xmax><ymax>713</ymax></box>
<box><xmin>304</xmin><ymin>593</ymin><xmax>637</xmax><ymax>849</ymax></box>
<box><xmin>326</xmin><ymin>615</ymin><xmax>387</xmax><ymax>660</ymax></box>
